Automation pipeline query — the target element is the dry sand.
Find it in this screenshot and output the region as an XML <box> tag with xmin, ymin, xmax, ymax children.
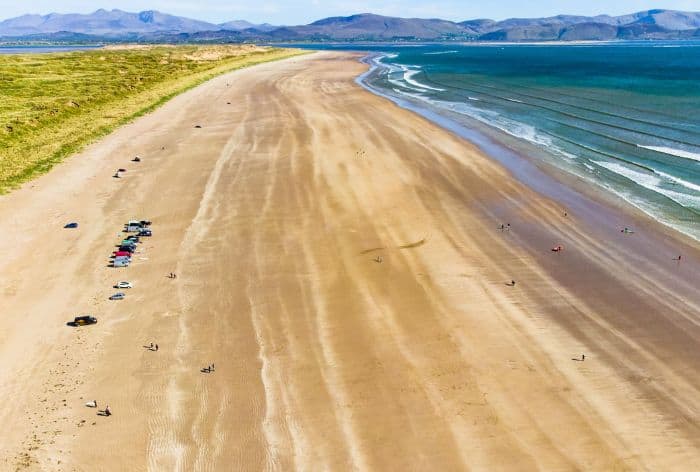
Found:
<box><xmin>0</xmin><ymin>51</ymin><xmax>698</xmax><ymax>471</ymax></box>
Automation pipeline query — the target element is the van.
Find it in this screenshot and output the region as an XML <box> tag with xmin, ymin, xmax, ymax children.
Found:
<box><xmin>125</xmin><ymin>220</ymin><xmax>144</xmax><ymax>232</ymax></box>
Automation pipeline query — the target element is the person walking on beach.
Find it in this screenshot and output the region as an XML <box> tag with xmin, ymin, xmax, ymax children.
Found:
<box><xmin>581</xmin><ymin>354</ymin><xmax>585</xmax><ymax>361</ymax></box>
<box><xmin>150</xmin><ymin>342</ymin><xmax>154</xmax><ymax>350</ymax></box>
<box><xmin>155</xmin><ymin>344</ymin><xmax>159</xmax><ymax>352</ymax></box>
<box><xmin>105</xmin><ymin>405</ymin><xmax>111</xmax><ymax>416</ymax></box>
<box><xmin>511</xmin><ymin>280</ymin><xmax>516</xmax><ymax>286</ymax></box>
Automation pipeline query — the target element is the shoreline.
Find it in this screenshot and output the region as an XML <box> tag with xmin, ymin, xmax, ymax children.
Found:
<box><xmin>0</xmin><ymin>51</ymin><xmax>698</xmax><ymax>469</ymax></box>
<box><xmin>357</xmin><ymin>53</ymin><xmax>700</xmax><ymax>246</ymax></box>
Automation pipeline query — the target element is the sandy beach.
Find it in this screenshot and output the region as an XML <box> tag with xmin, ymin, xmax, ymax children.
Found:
<box><xmin>0</xmin><ymin>51</ymin><xmax>698</xmax><ymax>470</ymax></box>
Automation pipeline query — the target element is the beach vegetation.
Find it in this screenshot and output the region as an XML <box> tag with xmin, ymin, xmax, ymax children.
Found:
<box><xmin>0</xmin><ymin>45</ymin><xmax>305</xmax><ymax>192</ymax></box>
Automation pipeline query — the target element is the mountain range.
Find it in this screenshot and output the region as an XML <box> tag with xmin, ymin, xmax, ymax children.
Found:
<box><xmin>2</xmin><ymin>9</ymin><xmax>700</xmax><ymax>42</ymax></box>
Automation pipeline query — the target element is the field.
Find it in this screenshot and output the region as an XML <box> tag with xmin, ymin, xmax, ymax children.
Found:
<box><xmin>0</xmin><ymin>45</ymin><xmax>304</xmax><ymax>192</ymax></box>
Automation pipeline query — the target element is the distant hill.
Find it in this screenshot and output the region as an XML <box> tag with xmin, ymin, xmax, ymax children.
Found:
<box><xmin>1</xmin><ymin>8</ymin><xmax>700</xmax><ymax>43</ymax></box>
<box><xmin>0</xmin><ymin>9</ymin><xmax>274</xmax><ymax>38</ymax></box>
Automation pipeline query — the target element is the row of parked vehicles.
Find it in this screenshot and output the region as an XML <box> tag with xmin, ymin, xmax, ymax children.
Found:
<box><xmin>69</xmin><ymin>219</ymin><xmax>153</xmax><ymax>327</ymax></box>
<box><xmin>111</xmin><ymin>220</ymin><xmax>152</xmax><ymax>268</ymax></box>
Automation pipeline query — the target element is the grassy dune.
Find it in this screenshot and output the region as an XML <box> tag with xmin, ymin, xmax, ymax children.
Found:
<box><xmin>0</xmin><ymin>45</ymin><xmax>305</xmax><ymax>192</ymax></box>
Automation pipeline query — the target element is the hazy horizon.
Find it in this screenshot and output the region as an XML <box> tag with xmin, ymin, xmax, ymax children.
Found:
<box><xmin>0</xmin><ymin>1</ymin><xmax>698</xmax><ymax>25</ymax></box>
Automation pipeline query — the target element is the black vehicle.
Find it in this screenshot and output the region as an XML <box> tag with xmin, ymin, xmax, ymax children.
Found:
<box><xmin>118</xmin><ymin>245</ymin><xmax>135</xmax><ymax>253</ymax></box>
<box><xmin>64</xmin><ymin>222</ymin><xmax>79</xmax><ymax>229</ymax></box>
<box><xmin>140</xmin><ymin>220</ymin><xmax>152</xmax><ymax>227</ymax></box>
<box><xmin>68</xmin><ymin>315</ymin><xmax>97</xmax><ymax>326</ymax></box>
<box><xmin>138</xmin><ymin>229</ymin><xmax>152</xmax><ymax>237</ymax></box>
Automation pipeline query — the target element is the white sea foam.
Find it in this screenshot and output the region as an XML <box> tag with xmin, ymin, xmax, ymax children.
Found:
<box><xmin>637</xmin><ymin>145</ymin><xmax>700</xmax><ymax>163</ymax></box>
<box><xmin>403</xmin><ymin>70</ymin><xmax>445</xmax><ymax>92</ymax></box>
<box><xmin>504</xmin><ymin>98</ymin><xmax>524</xmax><ymax>104</ymax></box>
<box><xmin>595</xmin><ymin>160</ymin><xmax>700</xmax><ymax>209</ymax></box>
<box><xmin>467</xmin><ymin>96</ymin><xmax>480</xmax><ymax>101</ymax></box>
<box><xmin>424</xmin><ymin>50</ymin><xmax>458</xmax><ymax>55</ymax></box>
<box><xmin>657</xmin><ymin>170</ymin><xmax>700</xmax><ymax>193</ymax></box>
<box><xmin>392</xmin><ymin>89</ymin><xmax>426</xmax><ymax>100</ymax></box>
<box><xmin>439</xmin><ymin>99</ymin><xmax>554</xmax><ymax>148</ymax></box>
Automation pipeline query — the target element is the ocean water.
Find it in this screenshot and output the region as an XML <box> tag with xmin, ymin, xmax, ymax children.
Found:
<box><xmin>295</xmin><ymin>42</ymin><xmax>700</xmax><ymax>240</ymax></box>
<box><xmin>368</xmin><ymin>43</ymin><xmax>700</xmax><ymax>240</ymax></box>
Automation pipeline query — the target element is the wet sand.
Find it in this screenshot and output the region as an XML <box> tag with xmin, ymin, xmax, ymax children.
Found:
<box><xmin>0</xmin><ymin>51</ymin><xmax>698</xmax><ymax>470</ymax></box>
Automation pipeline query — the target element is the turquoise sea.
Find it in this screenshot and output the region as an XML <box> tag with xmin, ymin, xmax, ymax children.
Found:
<box><xmin>295</xmin><ymin>42</ymin><xmax>700</xmax><ymax>240</ymax></box>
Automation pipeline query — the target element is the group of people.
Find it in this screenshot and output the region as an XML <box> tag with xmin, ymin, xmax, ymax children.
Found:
<box><xmin>86</xmin><ymin>400</ymin><xmax>111</xmax><ymax>416</ymax></box>
<box><xmin>149</xmin><ymin>342</ymin><xmax>159</xmax><ymax>351</ymax></box>
<box><xmin>202</xmin><ymin>363</ymin><xmax>216</xmax><ymax>373</ymax></box>
<box><xmin>168</xmin><ymin>272</ymin><xmax>177</xmax><ymax>279</ymax></box>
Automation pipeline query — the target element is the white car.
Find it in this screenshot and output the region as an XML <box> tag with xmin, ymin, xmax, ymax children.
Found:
<box><xmin>115</xmin><ymin>281</ymin><xmax>132</xmax><ymax>289</ymax></box>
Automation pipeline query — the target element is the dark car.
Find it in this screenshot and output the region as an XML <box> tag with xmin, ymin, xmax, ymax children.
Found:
<box><xmin>68</xmin><ymin>315</ymin><xmax>97</xmax><ymax>326</ymax></box>
<box><xmin>64</xmin><ymin>222</ymin><xmax>79</xmax><ymax>229</ymax></box>
<box><xmin>138</xmin><ymin>229</ymin><xmax>152</xmax><ymax>237</ymax></box>
<box><xmin>140</xmin><ymin>220</ymin><xmax>152</xmax><ymax>227</ymax></box>
<box><xmin>118</xmin><ymin>246</ymin><xmax>135</xmax><ymax>253</ymax></box>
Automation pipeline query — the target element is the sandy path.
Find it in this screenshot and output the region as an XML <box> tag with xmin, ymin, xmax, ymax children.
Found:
<box><xmin>0</xmin><ymin>52</ymin><xmax>698</xmax><ymax>471</ymax></box>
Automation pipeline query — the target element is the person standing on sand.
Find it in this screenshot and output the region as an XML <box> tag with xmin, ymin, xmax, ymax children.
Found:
<box><xmin>155</xmin><ymin>344</ymin><xmax>159</xmax><ymax>351</ymax></box>
<box><xmin>105</xmin><ymin>405</ymin><xmax>111</xmax><ymax>416</ymax></box>
<box><xmin>581</xmin><ymin>354</ymin><xmax>585</xmax><ymax>361</ymax></box>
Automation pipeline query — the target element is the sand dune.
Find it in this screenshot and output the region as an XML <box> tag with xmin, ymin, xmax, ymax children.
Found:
<box><xmin>0</xmin><ymin>52</ymin><xmax>698</xmax><ymax>471</ymax></box>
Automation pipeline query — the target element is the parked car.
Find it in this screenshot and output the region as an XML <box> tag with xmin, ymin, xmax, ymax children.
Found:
<box><xmin>113</xmin><ymin>251</ymin><xmax>131</xmax><ymax>257</ymax></box>
<box><xmin>69</xmin><ymin>315</ymin><xmax>97</xmax><ymax>326</ymax></box>
<box><xmin>64</xmin><ymin>222</ymin><xmax>79</xmax><ymax>229</ymax></box>
<box><xmin>125</xmin><ymin>220</ymin><xmax>143</xmax><ymax>232</ymax></box>
<box><xmin>115</xmin><ymin>281</ymin><xmax>132</xmax><ymax>289</ymax></box>
<box><xmin>120</xmin><ymin>240</ymin><xmax>137</xmax><ymax>247</ymax></box>
<box><xmin>125</xmin><ymin>236</ymin><xmax>140</xmax><ymax>243</ymax></box>
<box><xmin>138</xmin><ymin>229</ymin><xmax>152</xmax><ymax>237</ymax></box>
<box><xmin>113</xmin><ymin>259</ymin><xmax>130</xmax><ymax>267</ymax></box>
<box><xmin>109</xmin><ymin>292</ymin><xmax>125</xmax><ymax>300</ymax></box>
<box><xmin>118</xmin><ymin>246</ymin><xmax>135</xmax><ymax>253</ymax></box>
<box><xmin>140</xmin><ymin>220</ymin><xmax>152</xmax><ymax>227</ymax></box>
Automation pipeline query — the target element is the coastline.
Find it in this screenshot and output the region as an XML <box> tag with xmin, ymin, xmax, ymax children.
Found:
<box><xmin>0</xmin><ymin>51</ymin><xmax>698</xmax><ymax>470</ymax></box>
<box><xmin>357</xmin><ymin>52</ymin><xmax>700</xmax><ymax>244</ymax></box>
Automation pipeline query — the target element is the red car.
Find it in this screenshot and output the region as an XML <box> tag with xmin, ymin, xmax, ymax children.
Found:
<box><xmin>113</xmin><ymin>251</ymin><xmax>131</xmax><ymax>257</ymax></box>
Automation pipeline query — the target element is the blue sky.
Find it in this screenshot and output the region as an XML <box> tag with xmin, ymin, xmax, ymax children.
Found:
<box><xmin>0</xmin><ymin>1</ymin><xmax>698</xmax><ymax>24</ymax></box>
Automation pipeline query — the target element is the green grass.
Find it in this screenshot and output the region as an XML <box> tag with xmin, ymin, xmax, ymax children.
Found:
<box><xmin>0</xmin><ymin>45</ymin><xmax>306</xmax><ymax>192</ymax></box>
